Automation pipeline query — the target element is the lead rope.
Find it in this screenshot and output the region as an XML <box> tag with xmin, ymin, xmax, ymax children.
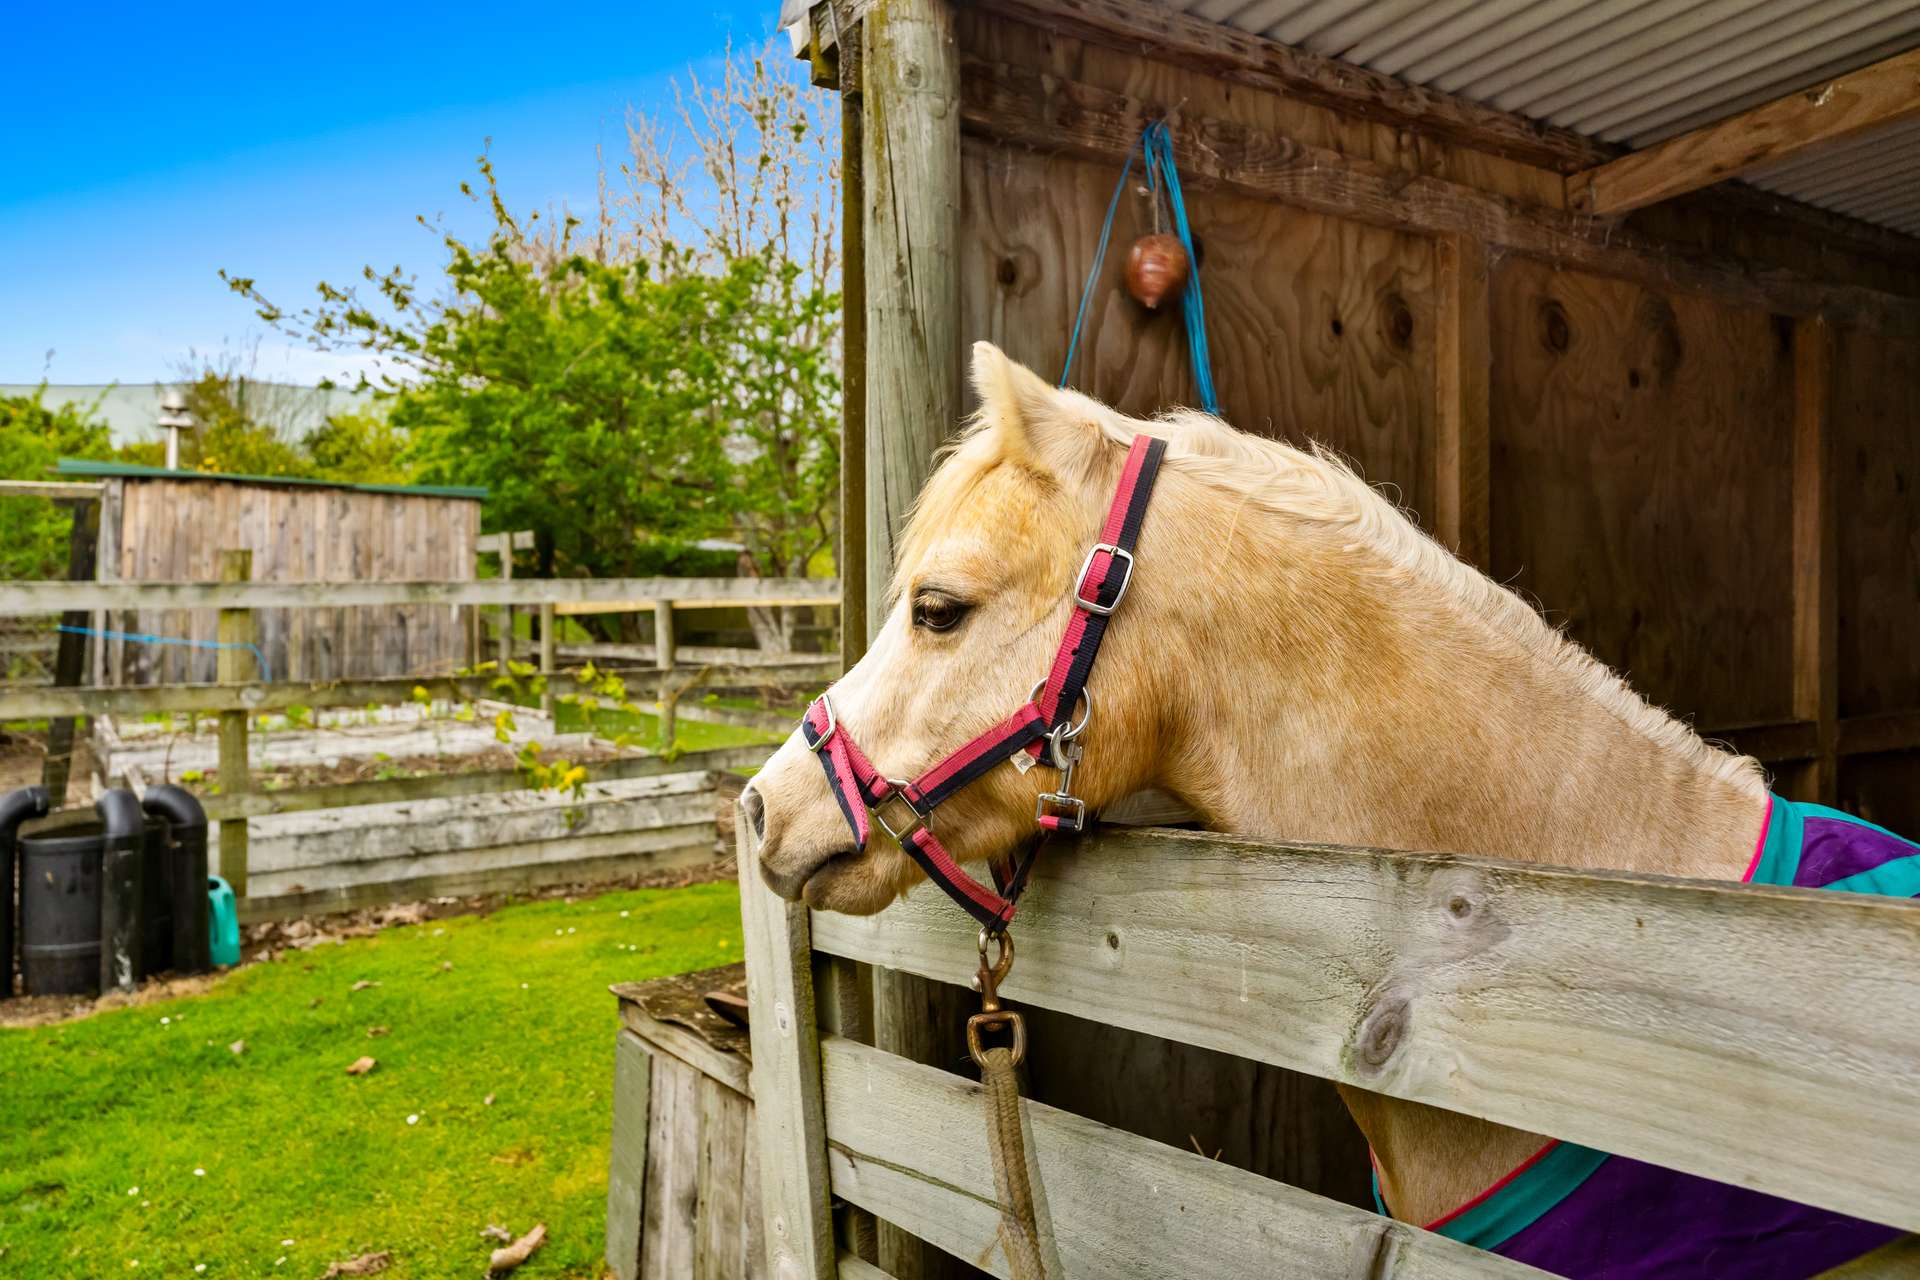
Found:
<box><xmin>970</xmin><ymin>931</ymin><xmax>1055</xmax><ymax>1278</ymax></box>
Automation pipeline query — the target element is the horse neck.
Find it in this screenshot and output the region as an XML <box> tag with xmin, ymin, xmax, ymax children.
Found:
<box><xmin>1134</xmin><ymin>483</ymin><xmax>1771</xmax><ymax>1223</ymax></box>
<box><xmin>1144</xmin><ymin>495</ymin><xmax>1767</xmax><ymax>880</ymax></box>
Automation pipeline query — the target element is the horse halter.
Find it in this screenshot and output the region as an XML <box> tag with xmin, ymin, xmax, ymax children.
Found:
<box><xmin>800</xmin><ymin>433</ymin><xmax>1167</xmax><ymax>933</ymax></box>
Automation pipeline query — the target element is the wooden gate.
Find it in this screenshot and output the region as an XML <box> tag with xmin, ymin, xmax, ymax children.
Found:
<box><xmin>738</xmin><ymin>818</ymin><xmax>1920</xmax><ymax>1277</ymax></box>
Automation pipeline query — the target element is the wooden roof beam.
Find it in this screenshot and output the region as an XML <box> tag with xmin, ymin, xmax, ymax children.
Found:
<box><xmin>1568</xmin><ymin>47</ymin><xmax>1920</xmax><ymax>216</ymax></box>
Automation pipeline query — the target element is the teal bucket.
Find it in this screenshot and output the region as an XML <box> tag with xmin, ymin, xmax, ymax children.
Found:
<box><xmin>207</xmin><ymin>876</ymin><xmax>240</xmax><ymax>967</ymax></box>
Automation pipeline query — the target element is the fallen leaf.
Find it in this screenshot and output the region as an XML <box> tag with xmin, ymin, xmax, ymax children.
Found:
<box><xmin>309</xmin><ymin>998</ymin><xmax>324</xmax><ymax>1009</ymax></box>
<box><xmin>366</xmin><ymin>1026</ymin><xmax>388</xmax><ymax>1038</ymax></box>
<box><xmin>440</xmin><ymin>961</ymin><xmax>452</xmax><ymax>972</ymax></box>
<box><xmin>482</xmin><ymin>1093</ymin><xmax>495</xmax><ymax>1107</ymax></box>
<box><xmin>350</xmin><ymin>980</ymin><xmax>380</xmax><ymax>992</ymax></box>
<box><xmin>228</xmin><ymin>1040</ymin><xmax>246</xmax><ymax>1055</ymax></box>
<box><xmin>479</xmin><ymin>1225</ymin><xmax>513</xmax><ymax>1244</ymax></box>
<box><xmin>346</xmin><ymin>1057</ymin><xmax>377</xmax><ymax>1076</ymax></box>
<box><xmin>319</xmin><ymin>1251</ymin><xmax>391</xmax><ymax>1278</ymax></box>
<box><xmin>487</xmin><ymin>1224</ymin><xmax>546</xmax><ymax>1274</ymax></box>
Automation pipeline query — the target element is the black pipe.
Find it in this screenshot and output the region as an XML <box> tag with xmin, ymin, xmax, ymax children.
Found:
<box><xmin>96</xmin><ymin>790</ymin><xmax>144</xmax><ymax>995</ymax></box>
<box><xmin>0</xmin><ymin>786</ymin><xmax>50</xmax><ymax>1001</ymax></box>
<box><xmin>142</xmin><ymin>786</ymin><xmax>209</xmax><ymax>975</ymax></box>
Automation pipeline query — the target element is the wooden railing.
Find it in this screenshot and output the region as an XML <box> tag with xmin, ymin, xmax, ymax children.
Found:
<box><xmin>738</xmin><ymin>821</ymin><xmax>1920</xmax><ymax>1278</ymax></box>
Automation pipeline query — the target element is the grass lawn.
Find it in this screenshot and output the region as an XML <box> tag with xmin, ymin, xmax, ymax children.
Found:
<box><xmin>0</xmin><ymin>880</ymin><xmax>745</xmax><ymax>1278</ymax></box>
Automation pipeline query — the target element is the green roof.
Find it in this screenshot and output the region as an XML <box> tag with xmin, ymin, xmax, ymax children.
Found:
<box><xmin>55</xmin><ymin>458</ymin><xmax>487</xmax><ymax>501</ymax></box>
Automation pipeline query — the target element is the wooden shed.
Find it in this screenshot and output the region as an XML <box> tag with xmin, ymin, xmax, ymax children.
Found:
<box><xmin>785</xmin><ymin>0</ymin><xmax>1920</xmax><ymax>1273</ymax></box>
<box><xmin>56</xmin><ymin>460</ymin><xmax>485</xmax><ymax>684</ymax></box>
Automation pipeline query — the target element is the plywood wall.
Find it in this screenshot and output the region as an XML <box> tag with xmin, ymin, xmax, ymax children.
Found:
<box><xmin>110</xmin><ymin>478</ymin><xmax>479</xmax><ymax>684</ymax></box>
<box><xmin>947</xmin><ymin>6</ymin><xmax>1920</xmax><ymax>1217</ymax></box>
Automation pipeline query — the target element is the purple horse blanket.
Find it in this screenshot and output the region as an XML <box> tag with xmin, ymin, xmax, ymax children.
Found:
<box><xmin>1375</xmin><ymin>794</ymin><xmax>1919</xmax><ymax>1278</ymax></box>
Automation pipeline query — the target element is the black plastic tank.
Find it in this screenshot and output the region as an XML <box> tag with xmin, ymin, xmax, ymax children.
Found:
<box><xmin>1</xmin><ymin>786</ymin><xmax>52</xmax><ymax>999</ymax></box>
<box><xmin>15</xmin><ymin>790</ymin><xmax>198</xmax><ymax>997</ymax></box>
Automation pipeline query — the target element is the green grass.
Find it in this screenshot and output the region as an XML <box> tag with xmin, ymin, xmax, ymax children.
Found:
<box><xmin>545</xmin><ymin>697</ymin><xmax>785</xmax><ymax>753</ymax></box>
<box><xmin>0</xmin><ymin>880</ymin><xmax>745</xmax><ymax>1278</ymax></box>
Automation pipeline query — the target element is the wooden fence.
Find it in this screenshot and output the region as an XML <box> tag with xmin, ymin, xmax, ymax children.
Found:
<box><xmin>737</xmin><ymin>819</ymin><xmax>1920</xmax><ymax>1277</ymax></box>
<box><xmin>0</xmin><ymin>575</ymin><xmax>837</xmax><ymax>914</ymax></box>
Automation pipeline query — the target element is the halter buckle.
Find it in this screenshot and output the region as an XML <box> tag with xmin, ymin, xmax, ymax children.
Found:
<box><xmin>1073</xmin><ymin>543</ymin><xmax>1135</xmax><ymax>616</ymax></box>
<box><xmin>873</xmin><ymin>784</ymin><xmax>926</xmax><ymax>844</ymax></box>
<box><xmin>1035</xmin><ymin>791</ymin><xmax>1086</xmax><ymax>833</ymax></box>
<box><xmin>806</xmin><ymin>694</ymin><xmax>837</xmax><ymax>752</ymax></box>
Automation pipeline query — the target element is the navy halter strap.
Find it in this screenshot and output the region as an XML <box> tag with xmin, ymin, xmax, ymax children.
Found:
<box><xmin>800</xmin><ymin>434</ymin><xmax>1167</xmax><ymax>932</ymax></box>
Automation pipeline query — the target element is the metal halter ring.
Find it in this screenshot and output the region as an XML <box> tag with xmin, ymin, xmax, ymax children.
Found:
<box><xmin>806</xmin><ymin>692</ymin><xmax>837</xmax><ymax>752</ymax></box>
<box><xmin>1028</xmin><ymin>680</ymin><xmax>1092</xmax><ymax>740</ymax></box>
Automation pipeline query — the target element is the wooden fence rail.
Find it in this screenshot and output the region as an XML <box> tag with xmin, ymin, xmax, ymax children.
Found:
<box><xmin>807</xmin><ymin>827</ymin><xmax>1920</xmax><ymax>1233</ymax></box>
<box><xmin>0</xmin><ymin>576</ymin><xmax>840</xmax><ymax>614</ymax></box>
<box><xmin>743</xmin><ymin>820</ymin><xmax>1920</xmax><ymax>1279</ymax></box>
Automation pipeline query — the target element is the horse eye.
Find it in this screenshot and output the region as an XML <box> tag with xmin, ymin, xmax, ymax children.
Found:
<box><xmin>912</xmin><ymin>595</ymin><xmax>969</xmax><ymax>633</ymax></box>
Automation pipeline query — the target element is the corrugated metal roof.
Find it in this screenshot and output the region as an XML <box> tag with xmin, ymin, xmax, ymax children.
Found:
<box><xmin>1173</xmin><ymin>0</ymin><xmax>1920</xmax><ymax>235</ymax></box>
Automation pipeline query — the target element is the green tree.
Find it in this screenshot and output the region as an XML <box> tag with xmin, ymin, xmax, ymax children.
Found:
<box><xmin>304</xmin><ymin>410</ymin><xmax>413</xmax><ymax>484</ymax></box>
<box><xmin>174</xmin><ymin>366</ymin><xmax>316</xmax><ymax>478</ymax></box>
<box><xmin>0</xmin><ymin>390</ymin><xmax>112</xmax><ymax>580</ymax></box>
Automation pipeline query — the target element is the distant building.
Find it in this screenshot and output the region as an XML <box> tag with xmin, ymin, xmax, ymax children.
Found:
<box><xmin>0</xmin><ymin>382</ymin><xmax>373</xmax><ymax>448</ymax></box>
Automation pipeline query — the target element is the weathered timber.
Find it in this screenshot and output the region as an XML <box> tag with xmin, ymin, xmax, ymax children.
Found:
<box><xmin>0</xmin><ymin>576</ymin><xmax>840</xmax><ymax>614</ymax></box>
<box><xmin>1792</xmin><ymin>316</ymin><xmax>1840</xmax><ymax>805</ymax></box>
<box><xmin>0</xmin><ymin>479</ymin><xmax>106</xmax><ymax>500</ymax></box>
<box><xmin>608</xmin><ymin>1030</ymin><xmax>654</xmax><ymax>1280</ymax></box>
<box><xmin>41</xmin><ymin>497</ymin><xmax>99</xmax><ymax>803</ymax></box>
<box><xmin>955</xmin><ymin>55</ymin><xmax>1920</xmax><ymax>337</ymax></box>
<box><xmin>810</xmin><ymin>827</ymin><xmax>1920</xmax><ymax>1233</ymax></box>
<box><xmin>196</xmin><ymin>745</ymin><xmax>769</xmax><ymax>821</ymax></box>
<box><xmin>737</xmin><ymin>810</ymin><xmax>836</xmax><ymax>1280</ymax></box>
<box><xmin>1570</xmin><ymin>49</ymin><xmax>1920</xmax><ymax>215</ymax></box>
<box><xmin>0</xmin><ymin>662</ymin><xmax>825</xmax><ymax>720</ymax></box>
<box><xmin>1434</xmin><ymin>234</ymin><xmax>1491</xmax><ymax>570</ymax></box>
<box><xmin>972</xmin><ymin>0</ymin><xmax>1604</xmax><ymax>173</ymax></box>
<box><xmin>216</xmin><ymin>550</ymin><xmax>253</xmax><ymax>895</ymax></box>
<box><xmin>821</xmin><ymin>1035</ymin><xmax>1539</xmax><ymax>1278</ymax></box>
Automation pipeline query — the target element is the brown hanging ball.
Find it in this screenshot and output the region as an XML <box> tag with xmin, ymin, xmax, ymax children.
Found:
<box><xmin>1124</xmin><ymin>233</ymin><xmax>1190</xmax><ymax>310</ymax></box>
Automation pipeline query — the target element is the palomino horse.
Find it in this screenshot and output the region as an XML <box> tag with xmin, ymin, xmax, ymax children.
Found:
<box><xmin>743</xmin><ymin>342</ymin><xmax>1919</xmax><ymax>1277</ymax></box>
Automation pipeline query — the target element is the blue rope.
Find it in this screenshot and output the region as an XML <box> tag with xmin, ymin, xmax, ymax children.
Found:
<box><xmin>56</xmin><ymin>624</ymin><xmax>271</xmax><ymax>682</ymax></box>
<box><xmin>1058</xmin><ymin>120</ymin><xmax>1220</xmax><ymax>416</ymax></box>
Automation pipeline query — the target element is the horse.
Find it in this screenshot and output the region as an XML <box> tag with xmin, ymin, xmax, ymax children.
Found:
<box><xmin>742</xmin><ymin>341</ymin><xmax>1920</xmax><ymax>1277</ymax></box>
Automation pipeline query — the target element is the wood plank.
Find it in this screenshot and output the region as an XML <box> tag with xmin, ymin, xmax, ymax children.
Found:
<box><xmin>0</xmin><ymin>576</ymin><xmax>841</xmax><ymax>614</ymax></box>
<box><xmin>198</xmin><ymin>745</ymin><xmax>768</xmax><ymax>821</ymax></box>
<box><xmin>737</xmin><ymin>810</ymin><xmax>836</xmax><ymax>1280</ymax></box>
<box><xmin>1840</xmin><ymin>710</ymin><xmax>1920</xmax><ymax>758</ymax></box>
<box><xmin>608</xmin><ymin>1030</ymin><xmax>655</xmax><ymax>1280</ymax></box>
<box><xmin>840</xmin><ymin>57</ymin><xmax>869</xmax><ymax>670</ymax></box>
<box><xmin>973</xmin><ymin>0</ymin><xmax>1604</xmax><ymax>173</ymax></box>
<box><xmin>645</xmin><ymin>1057</ymin><xmax>701</xmax><ymax>1280</ymax></box>
<box><xmin>618</xmin><ymin>1003</ymin><xmax>754</xmax><ymax>1101</ymax></box>
<box><xmin>1791</xmin><ymin>316</ymin><xmax>1839</xmax><ymax>806</ymax></box>
<box><xmin>696</xmin><ymin>1078</ymin><xmax>750</xmax><ymax>1280</ymax></box>
<box><xmin>1434</xmin><ymin>234</ymin><xmax>1491</xmax><ymax>569</ymax></box>
<box><xmin>820</xmin><ymin>1035</ymin><xmax>1540</xmax><ymax>1279</ymax></box>
<box><xmin>954</xmin><ymin>54</ymin><xmax>1920</xmax><ymax>338</ymax></box>
<box><xmin>810</xmin><ymin>827</ymin><xmax>1920</xmax><ymax>1232</ymax></box>
<box><xmin>216</xmin><ymin>549</ymin><xmax>253</xmax><ymax>896</ymax></box>
<box><xmin>235</xmin><ymin>842</ymin><xmax>718</xmax><ymax>923</ymax></box>
<box><xmin>41</xmin><ymin>497</ymin><xmax>99</xmax><ymax>804</ymax></box>
<box><xmin>0</xmin><ymin>479</ymin><xmax>105</xmax><ymax>500</ymax></box>
<box><xmin>1569</xmin><ymin>49</ymin><xmax>1920</xmax><ymax>215</ymax></box>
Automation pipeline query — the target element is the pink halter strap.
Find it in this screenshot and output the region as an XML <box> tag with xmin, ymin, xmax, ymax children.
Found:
<box><xmin>800</xmin><ymin>434</ymin><xmax>1166</xmax><ymax>931</ymax></box>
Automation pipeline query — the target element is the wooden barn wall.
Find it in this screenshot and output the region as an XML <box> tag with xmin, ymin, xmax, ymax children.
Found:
<box><xmin>943</xmin><ymin>7</ymin><xmax>1920</xmax><ymax>1233</ymax></box>
<box><xmin>1834</xmin><ymin>329</ymin><xmax>1920</xmax><ymax>834</ymax></box>
<box><xmin>113</xmin><ymin>480</ymin><xmax>478</xmax><ymax>685</ymax></box>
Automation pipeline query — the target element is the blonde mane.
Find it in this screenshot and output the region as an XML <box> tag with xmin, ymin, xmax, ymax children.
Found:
<box><xmin>1046</xmin><ymin>392</ymin><xmax>1766</xmax><ymax>796</ymax></box>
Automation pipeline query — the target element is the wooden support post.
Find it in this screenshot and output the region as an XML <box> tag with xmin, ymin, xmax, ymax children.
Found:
<box><xmin>737</xmin><ymin>810</ymin><xmax>836</xmax><ymax>1280</ymax></box>
<box><xmin>1434</xmin><ymin>234</ymin><xmax>1492</xmax><ymax>571</ymax></box>
<box><xmin>862</xmin><ymin>4</ymin><xmax>969</xmax><ymax>1272</ymax></box>
<box><xmin>1791</xmin><ymin>316</ymin><xmax>1839</xmax><ymax>806</ymax></box>
<box><xmin>839</xmin><ymin>12</ymin><xmax>869</xmax><ymax>672</ymax></box>
<box><xmin>216</xmin><ymin>549</ymin><xmax>254</xmax><ymax>896</ymax></box>
<box><xmin>497</xmin><ymin>538</ymin><xmax>514</xmax><ymax>675</ymax></box>
<box><xmin>42</xmin><ymin>498</ymin><xmax>100</xmax><ymax>804</ymax></box>
<box><xmin>538</xmin><ymin>601</ymin><xmax>556</xmax><ymax>717</ymax></box>
<box><xmin>605</xmin><ymin>1029</ymin><xmax>654</xmax><ymax>1280</ymax></box>
<box><xmin>654</xmin><ymin>600</ymin><xmax>677</xmax><ymax>752</ymax></box>
<box><xmin>863</xmin><ymin>0</ymin><xmax>961</xmax><ymax>639</ymax></box>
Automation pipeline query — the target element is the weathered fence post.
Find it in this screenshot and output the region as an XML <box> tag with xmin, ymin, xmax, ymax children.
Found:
<box><xmin>42</xmin><ymin>496</ymin><xmax>100</xmax><ymax>804</ymax></box>
<box><xmin>497</xmin><ymin>537</ymin><xmax>514</xmax><ymax>676</ymax></box>
<box><xmin>538</xmin><ymin>601</ymin><xmax>556</xmax><ymax>717</ymax></box>
<box><xmin>216</xmin><ymin>549</ymin><xmax>253</xmax><ymax>897</ymax></box>
<box><xmin>862</xmin><ymin>2</ymin><xmax>965</xmax><ymax>1272</ymax></box>
<box><xmin>654</xmin><ymin>600</ymin><xmax>677</xmax><ymax>751</ymax></box>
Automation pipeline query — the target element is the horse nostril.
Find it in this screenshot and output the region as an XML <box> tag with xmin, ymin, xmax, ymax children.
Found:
<box><xmin>740</xmin><ymin>784</ymin><xmax>766</xmax><ymax>841</ymax></box>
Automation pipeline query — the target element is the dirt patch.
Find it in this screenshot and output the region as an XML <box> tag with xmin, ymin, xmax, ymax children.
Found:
<box><xmin>0</xmin><ymin>857</ymin><xmax>737</xmax><ymax>1030</ymax></box>
<box><xmin>0</xmin><ymin>728</ymin><xmax>93</xmax><ymax>796</ymax></box>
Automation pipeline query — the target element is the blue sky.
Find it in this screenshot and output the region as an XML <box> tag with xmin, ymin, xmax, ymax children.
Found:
<box><xmin>1</xmin><ymin>1</ymin><xmax>785</xmax><ymax>385</ymax></box>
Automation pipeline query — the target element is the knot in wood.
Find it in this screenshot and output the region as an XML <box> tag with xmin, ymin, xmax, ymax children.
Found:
<box><xmin>1355</xmin><ymin>996</ymin><xmax>1410</xmax><ymax>1074</ymax></box>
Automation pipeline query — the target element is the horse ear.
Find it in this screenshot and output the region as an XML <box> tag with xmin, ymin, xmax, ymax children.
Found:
<box><xmin>969</xmin><ymin>341</ymin><xmax>1103</xmax><ymax>477</ymax></box>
